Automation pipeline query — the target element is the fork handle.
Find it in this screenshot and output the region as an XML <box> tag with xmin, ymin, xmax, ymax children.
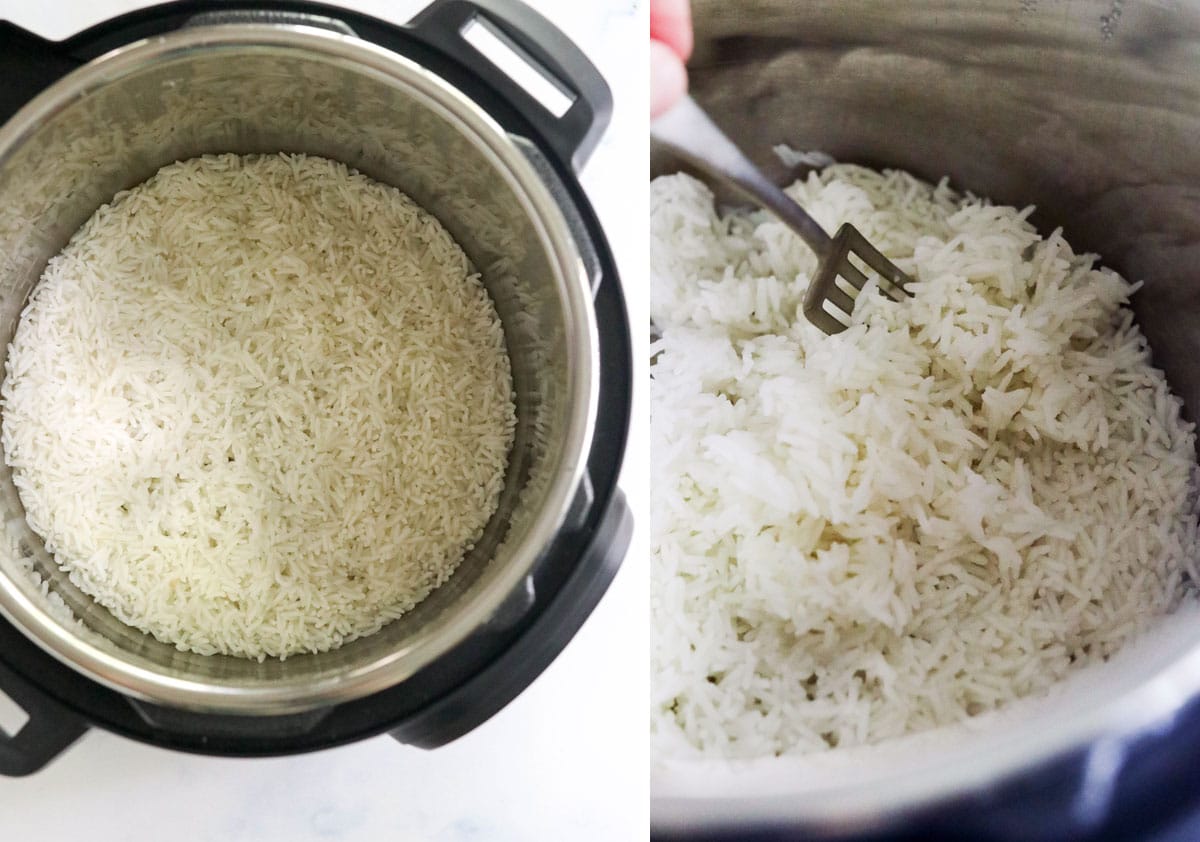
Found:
<box><xmin>651</xmin><ymin>95</ymin><xmax>833</xmax><ymax>259</ymax></box>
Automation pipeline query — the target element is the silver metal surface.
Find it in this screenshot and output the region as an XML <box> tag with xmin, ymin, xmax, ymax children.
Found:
<box><xmin>653</xmin><ymin>0</ymin><xmax>1200</xmax><ymax>833</ymax></box>
<box><xmin>653</xmin><ymin>95</ymin><xmax>835</xmax><ymax>259</ymax></box>
<box><xmin>0</xmin><ymin>24</ymin><xmax>598</xmax><ymax>713</ymax></box>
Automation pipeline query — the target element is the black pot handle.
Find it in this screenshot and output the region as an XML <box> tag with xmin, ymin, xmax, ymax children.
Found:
<box><xmin>389</xmin><ymin>485</ymin><xmax>631</xmax><ymax>748</ymax></box>
<box><xmin>407</xmin><ymin>0</ymin><xmax>612</xmax><ymax>174</ymax></box>
<box><xmin>0</xmin><ymin>657</ymin><xmax>87</xmax><ymax>776</ymax></box>
<box><xmin>0</xmin><ymin>22</ymin><xmax>82</xmax><ymax>125</ymax></box>
<box><xmin>1</xmin><ymin>1</ymin><xmax>612</xmax><ymax>174</ymax></box>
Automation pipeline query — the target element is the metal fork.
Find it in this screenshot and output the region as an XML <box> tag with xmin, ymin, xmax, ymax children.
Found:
<box><xmin>651</xmin><ymin>96</ymin><xmax>913</xmax><ymax>334</ymax></box>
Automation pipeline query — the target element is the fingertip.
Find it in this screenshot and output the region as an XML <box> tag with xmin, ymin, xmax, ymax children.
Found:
<box><xmin>650</xmin><ymin>41</ymin><xmax>688</xmax><ymax>118</ymax></box>
<box><xmin>650</xmin><ymin>0</ymin><xmax>694</xmax><ymax>60</ymax></box>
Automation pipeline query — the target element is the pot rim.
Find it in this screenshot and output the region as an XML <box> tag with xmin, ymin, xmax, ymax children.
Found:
<box><xmin>652</xmin><ymin>609</ymin><xmax>1200</xmax><ymax>832</ymax></box>
<box><xmin>0</xmin><ymin>22</ymin><xmax>599</xmax><ymax>714</ymax></box>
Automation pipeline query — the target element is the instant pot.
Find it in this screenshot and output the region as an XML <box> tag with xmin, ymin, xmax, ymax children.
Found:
<box><xmin>0</xmin><ymin>0</ymin><xmax>631</xmax><ymax>774</ymax></box>
<box><xmin>653</xmin><ymin>1</ymin><xmax>1200</xmax><ymax>840</ymax></box>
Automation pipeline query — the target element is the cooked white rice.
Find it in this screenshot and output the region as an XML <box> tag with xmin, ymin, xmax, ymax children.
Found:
<box><xmin>650</xmin><ymin>163</ymin><xmax>1200</xmax><ymax>758</ymax></box>
<box><xmin>1</xmin><ymin>153</ymin><xmax>516</xmax><ymax>661</ymax></box>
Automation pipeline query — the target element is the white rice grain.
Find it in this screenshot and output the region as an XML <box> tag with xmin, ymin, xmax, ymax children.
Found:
<box><xmin>2</xmin><ymin>153</ymin><xmax>516</xmax><ymax>661</ymax></box>
<box><xmin>650</xmin><ymin>163</ymin><xmax>1200</xmax><ymax>758</ymax></box>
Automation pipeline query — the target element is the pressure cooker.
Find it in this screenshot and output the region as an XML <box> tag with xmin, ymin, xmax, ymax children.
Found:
<box><xmin>0</xmin><ymin>0</ymin><xmax>631</xmax><ymax>774</ymax></box>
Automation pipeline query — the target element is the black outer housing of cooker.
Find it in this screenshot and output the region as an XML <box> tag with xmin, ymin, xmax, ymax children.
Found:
<box><xmin>0</xmin><ymin>0</ymin><xmax>632</xmax><ymax>773</ymax></box>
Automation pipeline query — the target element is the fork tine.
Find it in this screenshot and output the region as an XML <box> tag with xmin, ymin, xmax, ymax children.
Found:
<box><xmin>803</xmin><ymin>296</ymin><xmax>850</xmax><ymax>335</ymax></box>
<box><xmin>824</xmin><ymin>274</ymin><xmax>857</xmax><ymax>313</ymax></box>
<box><xmin>803</xmin><ymin>257</ymin><xmax>853</xmax><ymax>334</ymax></box>
<box><xmin>876</xmin><ymin>276</ymin><xmax>909</xmax><ymax>303</ymax></box>
<box><xmin>853</xmin><ymin>252</ymin><xmax>909</xmax><ymax>302</ymax></box>
<box><xmin>836</xmin><ymin>258</ymin><xmax>870</xmax><ymax>291</ymax></box>
<box><xmin>840</xmin><ymin>223</ymin><xmax>913</xmax><ymax>302</ymax></box>
<box><xmin>873</xmin><ymin>267</ymin><xmax>910</xmax><ymax>303</ymax></box>
<box><xmin>802</xmin><ymin>225</ymin><xmax>914</xmax><ymax>335</ymax></box>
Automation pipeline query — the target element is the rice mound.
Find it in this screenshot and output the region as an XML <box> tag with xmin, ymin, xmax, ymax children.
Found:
<box><xmin>650</xmin><ymin>163</ymin><xmax>1200</xmax><ymax>758</ymax></box>
<box><xmin>2</xmin><ymin>152</ymin><xmax>516</xmax><ymax>660</ymax></box>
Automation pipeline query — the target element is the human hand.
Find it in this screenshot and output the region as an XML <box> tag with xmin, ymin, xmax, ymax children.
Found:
<box><xmin>650</xmin><ymin>0</ymin><xmax>692</xmax><ymax>117</ymax></box>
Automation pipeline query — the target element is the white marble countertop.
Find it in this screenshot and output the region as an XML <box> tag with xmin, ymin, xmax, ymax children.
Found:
<box><xmin>0</xmin><ymin>1</ymin><xmax>647</xmax><ymax>839</ymax></box>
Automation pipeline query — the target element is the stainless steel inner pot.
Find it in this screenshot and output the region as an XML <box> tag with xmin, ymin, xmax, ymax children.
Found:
<box><xmin>653</xmin><ymin>0</ymin><xmax>1200</xmax><ymax>834</ymax></box>
<box><xmin>0</xmin><ymin>24</ymin><xmax>597</xmax><ymax>714</ymax></box>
